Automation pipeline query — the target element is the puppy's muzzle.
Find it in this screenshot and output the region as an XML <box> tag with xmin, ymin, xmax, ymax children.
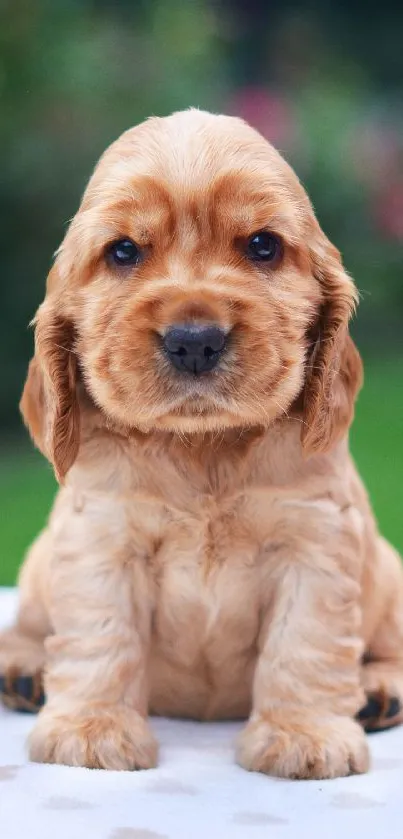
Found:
<box><xmin>163</xmin><ymin>324</ymin><xmax>227</xmax><ymax>375</ymax></box>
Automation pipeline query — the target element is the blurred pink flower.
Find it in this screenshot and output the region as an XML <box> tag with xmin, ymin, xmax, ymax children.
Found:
<box><xmin>347</xmin><ymin>119</ymin><xmax>401</xmax><ymax>188</ymax></box>
<box><xmin>227</xmin><ymin>86</ymin><xmax>295</xmax><ymax>148</ymax></box>
<box><xmin>374</xmin><ymin>180</ymin><xmax>403</xmax><ymax>241</ymax></box>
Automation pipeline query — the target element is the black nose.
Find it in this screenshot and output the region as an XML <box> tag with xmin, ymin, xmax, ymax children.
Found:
<box><xmin>163</xmin><ymin>324</ymin><xmax>227</xmax><ymax>374</ymax></box>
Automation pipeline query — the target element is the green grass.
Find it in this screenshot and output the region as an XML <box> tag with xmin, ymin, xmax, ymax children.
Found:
<box><xmin>0</xmin><ymin>447</ymin><xmax>56</xmax><ymax>585</ymax></box>
<box><xmin>0</xmin><ymin>360</ymin><xmax>402</xmax><ymax>585</ymax></box>
<box><xmin>351</xmin><ymin>359</ymin><xmax>403</xmax><ymax>553</ymax></box>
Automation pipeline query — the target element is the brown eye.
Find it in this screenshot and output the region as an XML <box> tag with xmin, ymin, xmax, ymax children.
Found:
<box><xmin>108</xmin><ymin>238</ymin><xmax>141</xmax><ymax>266</ymax></box>
<box><xmin>247</xmin><ymin>232</ymin><xmax>281</xmax><ymax>263</ymax></box>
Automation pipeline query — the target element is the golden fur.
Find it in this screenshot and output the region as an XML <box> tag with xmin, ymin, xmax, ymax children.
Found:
<box><xmin>2</xmin><ymin>109</ymin><xmax>403</xmax><ymax>779</ymax></box>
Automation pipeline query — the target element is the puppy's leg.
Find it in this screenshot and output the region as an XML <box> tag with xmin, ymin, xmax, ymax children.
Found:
<box><xmin>28</xmin><ymin>500</ymin><xmax>157</xmax><ymax>770</ymax></box>
<box><xmin>359</xmin><ymin>539</ymin><xmax>403</xmax><ymax>732</ymax></box>
<box><xmin>236</xmin><ymin>531</ymin><xmax>369</xmax><ymax>780</ymax></box>
<box><xmin>0</xmin><ymin>529</ymin><xmax>51</xmax><ymax>711</ymax></box>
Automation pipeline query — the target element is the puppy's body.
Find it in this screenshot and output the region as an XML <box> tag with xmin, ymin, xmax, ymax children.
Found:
<box><xmin>9</xmin><ymin>415</ymin><xmax>403</xmax><ymax>736</ymax></box>
<box><xmin>2</xmin><ymin>109</ymin><xmax>403</xmax><ymax>779</ymax></box>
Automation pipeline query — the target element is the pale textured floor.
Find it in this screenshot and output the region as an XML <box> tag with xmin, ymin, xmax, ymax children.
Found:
<box><xmin>1</xmin><ymin>588</ymin><xmax>402</xmax><ymax>839</ymax></box>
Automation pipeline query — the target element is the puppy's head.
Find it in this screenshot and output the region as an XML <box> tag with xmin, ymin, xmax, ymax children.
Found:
<box><xmin>21</xmin><ymin>109</ymin><xmax>362</xmax><ymax>481</ymax></box>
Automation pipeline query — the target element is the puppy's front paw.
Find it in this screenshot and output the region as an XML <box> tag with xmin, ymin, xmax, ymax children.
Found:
<box><xmin>29</xmin><ymin>705</ymin><xmax>158</xmax><ymax>770</ymax></box>
<box><xmin>236</xmin><ymin>714</ymin><xmax>369</xmax><ymax>779</ymax></box>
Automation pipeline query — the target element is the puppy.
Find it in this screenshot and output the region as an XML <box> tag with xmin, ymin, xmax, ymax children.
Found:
<box><xmin>1</xmin><ymin>109</ymin><xmax>402</xmax><ymax>779</ymax></box>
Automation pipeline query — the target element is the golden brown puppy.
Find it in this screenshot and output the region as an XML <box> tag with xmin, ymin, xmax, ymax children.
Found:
<box><xmin>1</xmin><ymin>109</ymin><xmax>403</xmax><ymax>779</ymax></box>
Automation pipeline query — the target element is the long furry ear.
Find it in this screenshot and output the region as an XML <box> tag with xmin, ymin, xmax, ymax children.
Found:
<box><xmin>301</xmin><ymin>235</ymin><xmax>363</xmax><ymax>454</ymax></box>
<box><xmin>20</xmin><ymin>288</ymin><xmax>80</xmax><ymax>483</ymax></box>
<box><xmin>20</xmin><ymin>357</ymin><xmax>47</xmax><ymax>457</ymax></box>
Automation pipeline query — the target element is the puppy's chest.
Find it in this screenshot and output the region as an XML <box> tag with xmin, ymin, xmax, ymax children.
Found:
<box><xmin>135</xmin><ymin>485</ymin><xmax>278</xmax><ymax>659</ymax></box>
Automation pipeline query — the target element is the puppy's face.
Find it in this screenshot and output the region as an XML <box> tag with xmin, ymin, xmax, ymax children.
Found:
<box><xmin>53</xmin><ymin>112</ymin><xmax>327</xmax><ymax>432</ymax></box>
<box><xmin>23</xmin><ymin>110</ymin><xmax>362</xmax><ymax>480</ymax></box>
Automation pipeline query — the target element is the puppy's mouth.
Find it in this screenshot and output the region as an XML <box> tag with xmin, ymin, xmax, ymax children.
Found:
<box><xmin>155</xmin><ymin>381</ymin><xmax>225</xmax><ymax>415</ymax></box>
<box><xmin>157</xmin><ymin>352</ymin><xmax>236</xmax><ymax>418</ymax></box>
<box><xmin>136</xmin><ymin>371</ymin><xmax>233</xmax><ymax>429</ymax></box>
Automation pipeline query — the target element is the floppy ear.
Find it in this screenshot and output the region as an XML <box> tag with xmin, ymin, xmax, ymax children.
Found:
<box><xmin>301</xmin><ymin>235</ymin><xmax>363</xmax><ymax>455</ymax></box>
<box><xmin>20</xmin><ymin>357</ymin><xmax>47</xmax><ymax>457</ymax></box>
<box><xmin>20</xmin><ymin>278</ymin><xmax>80</xmax><ymax>483</ymax></box>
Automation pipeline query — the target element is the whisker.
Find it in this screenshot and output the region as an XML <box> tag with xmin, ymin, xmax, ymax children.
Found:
<box><xmin>54</xmin><ymin>343</ymin><xmax>79</xmax><ymax>356</ymax></box>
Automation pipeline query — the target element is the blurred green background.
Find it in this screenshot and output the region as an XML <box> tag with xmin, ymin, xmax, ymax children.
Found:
<box><xmin>1</xmin><ymin>0</ymin><xmax>402</xmax><ymax>585</ymax></box>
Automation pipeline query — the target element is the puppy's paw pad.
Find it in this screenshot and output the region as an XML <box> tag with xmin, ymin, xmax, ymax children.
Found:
<box><xmin>0</xmin><ymin>671</ymin><xmax>45</xmax><ymax>713</ymax></box>
<box><xmin>358</xmin><ymin>691</ymin><xmax>403</xmax><ymax>732</ymax></box>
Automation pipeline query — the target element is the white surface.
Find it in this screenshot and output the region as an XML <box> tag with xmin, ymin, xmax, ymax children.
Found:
<box><xmin>1</xmin><ymin>588</ymin><xmax>403</xmax><ymax>839</ymax></box>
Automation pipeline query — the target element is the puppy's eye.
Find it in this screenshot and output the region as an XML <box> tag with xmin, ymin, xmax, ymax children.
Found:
<box><xmin>247</xmin><ymin>232</ymin><xmax>281</xmax><ymax>263</ymax></box>
<box><xmin>108</xmin><ymin>238</ymin><xmax>140</xmax><ymax>266</ymax></box>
